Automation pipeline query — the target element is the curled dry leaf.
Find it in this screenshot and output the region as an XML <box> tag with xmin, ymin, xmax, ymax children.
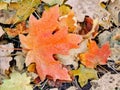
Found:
<box><xmin>0</xmin><ymin>43</ymin><xmax>14</xmax><ymax>75</ymax></box>
<box><xmin>82</xmin><ymin>18</ymin><xmax>99</xmax><ymax>39</ymax></box>
<box><xmin>79</xmin><ymin>17</ymin><xmax>93</xmax><ymax>35</ymax></box>
<box><xmin>19</xmin><ymin>6</ymin><xmax>82</xmax><ymax>81</ymax></box>
<box><xmin>90</xmin><ymin>73</ymin><xmax>120</xmax><ymax>90</ymax></box>
<box><xmin>79</xmin><ymin>40</ymin><xmax>111</xmax><ymax>68</ymax></box>
<box><xmin>66</xmin><ymin>0</ymin><xmax>111</xmax><ymax>29</ymax></box>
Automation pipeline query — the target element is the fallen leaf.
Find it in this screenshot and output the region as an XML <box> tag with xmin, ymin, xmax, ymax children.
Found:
<box><xmin>98</xmin><ymin>28</ymin><xmax>120</xmax><ymax>62</ymax></box>
<box><xmin>108</xmin><ymin>0</ymin><xmax>120</xmax><ymax>26</ymax></box>
<box><xmin>98</xmin><ymin>31</ymin><xmax>111</xmax><ymax>46</ymax></box>
<box><xmin>60</xmin><ymin>11</ymin><xmax>77</xmax><ymax>32</ymax></box>
<box><xmin>59</xmin><ymin>5</ymin><xmax>71</xmax><ymax>16</ymax></box>
<box><xmin>66</xmin><ymin>0</ymin><xmax>111</xmax><ymax>29</ymax></box>
<box><xmin>79</xmin><ymin>17</ymin><xmax>93</xmax><ymax>35</ymax></box>
<box><xmin>42</xmin><ymin>0</ymin><xmax>64</xmax><ymax>5</ymax></box>
<box><xmin>0</xmin><ymin>26</ymin><xmax>5</xmax><ymax>37</ymax></box>
<box><xmin>0</xmin><ymin>2</ymin><xmax>7</xmax><ymax>10</ymax></box>
<box><xmin>0</xmin><ymin>9</ymin><xmax>15</xmax><ymax>24</ymax></box>
<box><xmin>19</xmin><ymin>6</ymin><xmax>82</xmax><ymax>81</ymax></box>
<box><xmin>4</xmin><ymin>22</ymin><xmax>28</xmax><ymax>37</ymax></box>
<box><xmin>109</xmin><ymin>28</ymin><xmax>120</xmax><ymax>47</ymax></box>
<box><xmin>2</xmin><ymin>0</ymin><xmax>19</xmax><ymax>3</ymax></box>
<box><xmin>79</xmin><ymin>40</ymin><xmax>111</xmax><ymax>68</ymax></box>
<box><xmin>90</xmin><ymin>73</ymin><xmax>120</xmax><ymax>90</ymax></box>
<box><xmin>0</xmin><ymin>72</ymin><xmax>33</xmax><ymax>90</ymax></box>
<box><xmin>108</xmin><ymin>28</ymin><xmax>120</xmax><ymax>70</ymax></box>
<box><xmin>27</xmin><ymin>63</ymin><xmax>36</xmax><ymax>72</ymax></box>
<box><xmin>56</xmin><ymin>39</ymin><xmax>88</xmax><ymax>69</ymax></box>
<box><xmin>14</xmin><ymin>52</ymin><xmax>25</xmax><ymax>71</ymax></box>
<box><xmin>27</xmin><ymin>72</ymin><xmax>38</xmax><ymax>81</ymax></box>
<box><xmin>0</xmin><ymin>43</ymin><xmax>14</xmax><ymax>75</ymax></box>
<box><xmin>7</xmin><ymin>0</ymin><xmax>40</xmax><ymax>24</ymax></box>
<box><xmin>71</xmin><ymin>65</ymin><xmax>98</xmax><ymax>87</ymax></box>
<box><xmin>83</xmin><ymin>19</ymin><xmax>99</xmax><ymax>39</ymax></box>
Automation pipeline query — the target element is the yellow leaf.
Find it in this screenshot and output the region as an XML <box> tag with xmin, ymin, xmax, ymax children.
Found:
<box><xmin>59</xmin><ymin>5</ymin><xmax>71</xmax><ymax>16</ymax></box>
<box><xmin>27</xmin><ymin>63</ymin><xmax>36</xmax><ymax>72</ymax></box>
<box><xmin>42</xmin><ymin>0</ymin><xmax>64</xmax><ymax>5</ymax></box>
<box><xmin>60</xmin><ymin>11</ymin><xmax>77</xmax><ymax>32</ymax></box>
<box><xmin>0</xmin><ymin>72</ymin><xmax>32</xmax><ymax>90</ymax></box>
<box><xmin>71</xmin><ymin>65</ymin><xmax>98</xmax><ymax>87</ymax></box>
<box><xmin>0</xmin><ymin>2</ymin><xmax>7</xmax><ymax>10</ymax></box>
<box><xmin>7</xmin><ymin>0</ymin><xmax>40</xmax><ymax>24</ymax></box>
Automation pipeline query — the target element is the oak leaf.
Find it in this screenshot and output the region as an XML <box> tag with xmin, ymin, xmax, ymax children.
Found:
<box><xmin>71</xmin><ymin>65</ymin><xmax>98</xmax><ymax>87</ymax></box>
<box><xmin>79</xmin><ymin>40</ymin><xmax>111</xmax><ymax>68</ymax></box>
<box><xmin>19</xmin><ymin>6</ymin><xmax>82</xmax><ymax>81</ymax></box>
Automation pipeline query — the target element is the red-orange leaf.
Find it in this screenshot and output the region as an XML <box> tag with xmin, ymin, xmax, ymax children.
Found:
<box><xmin>19</xmin><ymin>6</ymin><xmax>82</xmax><ymax>81</ymax></box>
<box><xmin>79</xmin><ymin>40</ymin><xmax>111</xmax><ymax>68</ymax></box>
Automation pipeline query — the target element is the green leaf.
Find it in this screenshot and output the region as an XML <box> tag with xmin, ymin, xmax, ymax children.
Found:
<box><xmin>0</xmin><ymin>72</ymin><xmax>33</xmax><ymax>90</ymax></box>
<box><xmin>71</xmin><ymin>65</ymin><xmax>98</xmax><ymax>87</ymax></box>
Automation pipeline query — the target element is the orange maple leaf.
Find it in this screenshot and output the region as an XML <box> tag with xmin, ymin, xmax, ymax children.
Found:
<box><xmin>79</xmin><ymin>40</ymin><xmax>111</xmax><ymax>68</ymax></box>
<box><xmin>19</xmin><ymin>6</ymin><xmax>82</xmax><ymax>81</ymax></box>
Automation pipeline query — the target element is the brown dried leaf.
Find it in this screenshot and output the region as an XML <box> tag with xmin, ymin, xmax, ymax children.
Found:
<box><xmin>0</xmin><ymin>43</ymin><xmax>14</xmax><ymax>75</ymax></box>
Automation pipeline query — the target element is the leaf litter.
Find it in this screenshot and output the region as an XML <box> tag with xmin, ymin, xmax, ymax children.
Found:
<box><xmin>0</xmin><ymin>0</ymin><xmax>120</xmax><ymax>90</ymax></box>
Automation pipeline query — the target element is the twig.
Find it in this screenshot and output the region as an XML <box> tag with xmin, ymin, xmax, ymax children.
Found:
<box><xmin>98</xmin><ymin>65</ymin><xmax>109</xmax><ymax>73</ymax></box>
<box><xmin>0</xmin><ymin>46</ymin><xmax>30</xmax><ymax>51</ymax></box>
